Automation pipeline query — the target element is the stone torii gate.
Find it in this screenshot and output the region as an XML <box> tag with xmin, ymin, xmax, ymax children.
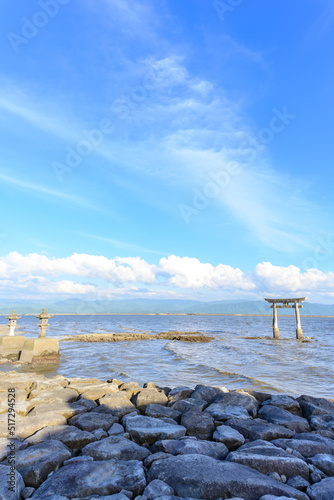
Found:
<box><xmin>264</xmin><ymin>297</ymin><xmax>307</xmax><ymax>340</ymax></box>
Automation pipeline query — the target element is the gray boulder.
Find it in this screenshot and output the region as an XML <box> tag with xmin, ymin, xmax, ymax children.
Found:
<box><xmin>31</xmin><ymin>459</ymin><xmax>146</xmax><ymax>498</ymax></box>
<box><xmin>82</xmin><ymin>435</ymin><xmax>151</xmax><ymax>461</ymax></box>
<box><xmin>153</xmin><ymin>437</ymin><xmax>228</xmax><ymax>459</ymax></box>
<box><xmin>181</xmin><ymin>409</ymin><xmax>215</xmax><ymax>440</ymax></box>
<box><xmin>168</xmin><ymin>387</ymin><xmax>194</xmax><ymax>404</ymax></box>
<box><xmin>96</xmin><ymin>393</ymin><xmax>138</xmax><ymax>418</ymax></box>
<box><xmin>147</xmin><ymin>454</ymin><xmax>309</xmax><ymax>499</ymax></box>
<box><xmin>7</xmin><ymin>439</ymin><xmax>71</xmax><ymax>488</ymax></box>
<box><xmin>132</xmin><ymin>389</ymin><xmax>168</xmax><ymax>412</ymax></box>
<box><xmin>0</xmin><ymin>464</ymin><xmax>25</xmax><ymax>500</ymax></box>
<box><xmin>286</xmin><ymin>475</ymin><xmax>310</xmax><ymax>492</ymax></box>
<box><xmin>171</xmin><ymin>398</ymin><xmax>207</xmax><ymax>413</ymax></box>
<box><xmin>205</xmin><ymin>403</ymin><xmax>251</xmax><ymax>421</ymax></box>
<box><xmin>226</xmin><ymin>417</ymin><xmax>295</xmax><ymax>441</ymax></box>
<box><xmin>272</xmin><ymin>437</ymin><xmax>334</xmax><ymax>458</ymax></box>
<box><xmin>124</xmin><ymin>415</ymin><xmax>186</xmax><ymax>445</ymax></box>
<box><xmin>0</xmin><ymin>437</ymin><xmax>28</xmax><ymax>460</ymax></box>
<box><xmin>25</xmin><ymin>424</ymin><xmax>96</xmax><ymax>450</ymax></box>
<box><xmin>143</xmin><ymin>479</ymin><xmax>174</xmax><ymax>499</ymax></box>
<box><xmin>213</xmin><ymin>425</ymin><xmax>245</xmax><ymax>450</ymax></box>
<box><xmin>69</xmin><ymin>412</ymin><xmax>118</xmax><ymax>432</ymax></box>
<box><xmin>261</xmin><ymin>395</ymin><xmax>302</xmax><ymax>416</ymax></box>
<box><xmin>309</xmin><ymin>453</ymin><xmax>334</xmax><ymax>476</ymax></box>
<box><xmin>214</xmin><ymin>390</ymin><xmax>259</xmax><ymax>417</ymax></box>
<box><xmin>258</xmin><ymin>405</ymin><xmax>311</xmax><ymax>433</ymax></box>
<box><xmin>307</xmin><ymin>477</ymin><xmax>334</xmax><ymax>500</ymax></box>
<box><xmin>145</xmin><ymin>404</ymin><xmax>181</xmax><ymax>422</ymax></box>
<box><xmin>190</xmin><ymin>385</ymin><xmax>229</xmax><ymax>404</ymax></box>
<box><xmin>309</xmin><ymin>413</ymin><xmax>334</xmax><ymax>432</ymax></box>
<box><xmin>297</xmin><ymin>395</ymin><xmax>334</xmax><ymax>419</ymax></box>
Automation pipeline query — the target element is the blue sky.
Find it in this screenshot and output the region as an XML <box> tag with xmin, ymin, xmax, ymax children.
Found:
<box><xmin>1</xmin><ymin>0</ymin><xmax>334</xmax><ymax>303</ymax></box>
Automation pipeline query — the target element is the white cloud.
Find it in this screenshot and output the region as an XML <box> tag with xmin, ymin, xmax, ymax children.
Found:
<box><xmin>1</xmin><ymin>252</ymin><xmax>334</xmax><ymax>300</ymax></box>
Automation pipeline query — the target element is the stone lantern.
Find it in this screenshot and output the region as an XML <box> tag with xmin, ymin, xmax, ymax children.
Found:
<box><xmin>35</xmin><ymin>308</ymin><xmax>54</xmax><ymax>338</ymax></box>
<box><xmin>0</xmin><ymin>311</ymin><xmax>25</xmax><ymax>360</ymax></box>
<box><xmin>20</xmin><ymin>308</ymin><xmax>59</xmax><ymax>364</ymax></box>
<box><xmin>6</xmin><ymin>310</ymin><xmax>21</xmax><ymax>336</ymax></box>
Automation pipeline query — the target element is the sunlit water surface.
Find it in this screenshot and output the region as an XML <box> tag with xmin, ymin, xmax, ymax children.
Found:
<box><xmin>0</xmin><ymin>314</ymin><xmax>333</xmax><ymax>398</ymax></box>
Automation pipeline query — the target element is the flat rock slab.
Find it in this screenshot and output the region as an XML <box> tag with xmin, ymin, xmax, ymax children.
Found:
<box><xmin>205</xmin><ymin>403</ymin><xmax>251</xmax><ymax>421</ymax></box>
<box><xmin>181</xmin><ymin>409</ymin><xmax>215</xmax><ymax>440</ymax></box>
<box><xmin>258</xmin><ymin>405</ymin><xmax>311</xmax><ymax>433</ymax></box>
<box><xmin>272</xmin><ymin>438</ymin><xmax>334</xmax><ymax>458</ymax></box>
<box><xmin>69</xmin><ymin>412</ymin><xmax>118</xmax><ymax>432</ymax></box>
<box><xmin>27</xmin><ymin>388</ymin><xmax>78</xmax><ymax>410</ymax></box>
<box><xmin>28</xmin><ymin>402</ymin><xmax>87</xmax><ymax>419</ymax></box>
<box><xmin>307</xmin><ymin>477</ymin><xmax>334</xmax><ymax>500</ymax></box>
<box><xmin>153</xmin><ymin>437</ymin><xmax>228</xmax><ymax>460</ymax></box>
<box><xmin>226</xmin><ymin>417</ymin><xmax>295</xmax><ymax>441</ymax></box>
<box><xmin>25</xmin><ymin>424</ymin><xmax>96</xmax><ymax>450</ymax></box>
<box><xmin>308</xmin><ymin>453</ymin><xmax>334</xmax><ymax>476</ymax></box>
<box><xmin>96</xmin><ymin>393</ymin><xmax>138</xmax><ymax>418</ymax></box>
<box><xmin>261</xmin><ymin>395</ymin><xmax>302</xmax><ymax>415</ymax></box>
<box><xmin>124</xmin><ymin>415</ymin><xmax>186</xmax><ymax>445</ymax></box>
<box><xmin>214</xmin><ymin>390</ymin><xmax>259</xmax><ymax>417</ymax></box>
<box><xmin>80</xmin><ymin>383</ymin><xmax>119</xmax><ymax>400</ymax></box>
<box><xmin>82</xmin><ymin>435</ymin><xmax>151</xmax><ymax>461</ymax></box>
<box><xmin>6</xmin><ymin>439</ymin><xmax>71</xmax><ymax>488</ymax></box>
<box><xmin>213</xmin><ymin>425</ymin><xmax>246</xmax><ymax>450</ymax></box>
<box><xmin>147</xmin><ymin>454</ymin><xmax>309</xmax><ymax>500</ymax></box>
<box><xmin>31</xmin><ymin>459</ymin><xmax>146</xmax><ymax>498</ymax></box>
<box><xmin>0</xmin><ymin>464</ymin><xmax>25</xmax><ymax>500</ymax></box>
<box><xmin>1</xmin><ymin>412</ymin><xmax>67</xmax><ymax>439</ymax></box>
<box><xmin>226</xmin><ymin>444</ymin><xmax>310</xmax><ymax>480</ymax></box>
<box><xmin>145</xmin><ymin>403</ymin><xmax>181</xmax><ymax>422</ymax></box>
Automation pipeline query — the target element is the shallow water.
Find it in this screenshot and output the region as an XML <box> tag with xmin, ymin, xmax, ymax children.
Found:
<box><xmin>0</xmin><ymin>314</ymin><xmax>333</xmax><ymax>398</ymax></box>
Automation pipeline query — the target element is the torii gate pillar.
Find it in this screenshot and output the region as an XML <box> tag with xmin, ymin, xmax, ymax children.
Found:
<box><xmin>265</xmin><ymin>297</ymin><xmax>307</xmax><ymax>340</ymax></box>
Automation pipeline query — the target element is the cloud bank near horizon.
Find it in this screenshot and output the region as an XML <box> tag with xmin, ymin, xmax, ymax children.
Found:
<box><xmin>0</xmin><ymin>252</ymin><xmax>333</xmax><ymax>303</ymax></box>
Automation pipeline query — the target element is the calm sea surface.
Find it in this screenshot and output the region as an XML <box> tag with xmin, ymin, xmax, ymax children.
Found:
<box><xmin>0</xmin><ymin>314</ymin><xmax>333</xmax><ymax>398</ymax></box>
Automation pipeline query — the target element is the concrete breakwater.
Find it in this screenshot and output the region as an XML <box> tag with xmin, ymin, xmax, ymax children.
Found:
<box><xmin>0</xmin><ymin>372</ymin><xmax>334</xmax><ymax>499</ymax></box>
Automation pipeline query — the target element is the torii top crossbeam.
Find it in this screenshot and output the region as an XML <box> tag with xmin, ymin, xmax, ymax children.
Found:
<box><xmin>264</xmin><ymin>297</ymin><xmax>308</xmax><ymax>339</ymax></box>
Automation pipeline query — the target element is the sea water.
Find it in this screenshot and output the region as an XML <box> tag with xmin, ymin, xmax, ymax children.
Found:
<box><xmin>0</xmin><ymin>314</ymin><xmax>333</xmax><ymax>398</ymax></box>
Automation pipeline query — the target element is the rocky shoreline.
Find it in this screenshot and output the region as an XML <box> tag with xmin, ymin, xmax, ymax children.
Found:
<box><xmin>0</xmin><ymin>372</ymin><xmax>334</xmax><ymax>500</ymax></box>
<box><xmin>62</xmin><ymin>331</ymin><xmax>213</xmax><ymax>343</ymax></box>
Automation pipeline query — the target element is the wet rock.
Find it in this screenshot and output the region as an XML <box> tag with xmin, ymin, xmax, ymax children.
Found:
<box><xmin>226</xmin><ymin>440</ymin><xmax>310</xmax><ymax>480</ymax></box>
<box><xmin>1</xmin><ymin>412</ymin><xmax>67</xmax><ymax>439</ymax></box>
<box><xmin>96</xmin><ymin>393</ymin><xmax>138</xmax><ymax>418</ymax></box>
<box><xmin>205</xmin><ymin>403</ymin><xmax>251</xmax><ymax>421</ymax></box>
<box><xmin>25</xmin><ymin>424</ymin><xmax>96</xmax><ymax>450</ymax></box>
<box><xmin>272</xmin><ymin>437</ymin><xmax>334</xmax><ymax>458</ymax></box>
<box><xmin>307</xmin><ymin>477</ymin><xmax>334</xmax><ymax>499</ymax></box>
<box><xmin>258</xmin><ymin>405</ymin><xmax>311</xmax><ymax>433</ymax></box>
<box><xmin>7</xmin><ymin>439</ymin><xmax>71</xmax><ymax>488</ymax></box>
<box><xmin>214</xmin><ymin>390</ymin><xmax>259</xmax><ymax>417</ymax></box>
<box><xmin>153</xmin><ymin>437</ymin><xmax>228</xmax><ymax>459</ymax></box>
<box><xmin>108</xmin><ymin>423</ymin><xmax>125</xmax><ymax>435</ymax></box>
<box><xmin>171</xmin><ymin>398</ymin><xmax>207</xmax><ymax>413</ymax></box>
<box><xmin>190</xmin><ymin>385</ymin><xmax>229</xmax><ymax>404</ymax></box>
<box><xmin>145</xmin><ymin>404</ymin><xmax>181</xmax><ymax>422</ymax></box>
<box><xmin>82</xmin><ymin>435</ymin><xmax>151</xmax><ymax>461</ymax></box>
<box><xmin>309</xmin><ymin>453</ymin><xmax>334</xmax><ymax>476</ymax></box>
<box><xmin>147</xmin><ymin>454</ymin><xmax>309</xmax><ymax>499</ymax></box>
<box><xmin>297</xmin><ymin>395</ymin><xmax>334</xmax><ymax>419</ymax></box>
<box><xmin>31</xmin><ymin>459</ymin><xmax>146</xmax><ymax>498</ymax></box>
<box><xmin>69</xmin><ymin>412</ymin><xmax>118</xmax><ymax>432</ymax></box>
<box><xmin>124</xmin><ymin>415</ymin><xmax>186</xmax><ymax>445</ymax></box>
<box><xmin>27</xmin><ymin>402</ymin><xmax>87</xmax><ymax>419</ymax></box>
<box><xmin>213</xmin><ymin>425</ymin><xmax>245</xmax><ymax>450</ymax></box>
<box><xmin>286</xmin><ymin>475</ymin><xmax>310</xmax><ymax>492</ymax></box>
<box><xmin>143</xmin><ymin>479</ymin><xmax>174</xmax><ymax>499</ymax></box>
<box><xmin>181</xmin><ymin>409</ymin><xmax>215</xmax><ymax>440</ymax></box>
<box><xmin>261</xmin><ymin>395</ymin><xmax>302</xmax><ymax>416</ymax></box>
<box><xmin>309</xmin><ymin>413</ymin><xmax>334</xmax><ymax>432</ymax></box>
<box><xmin>226</xmin><ymin>417</ymin><xmax>295</xmax><ymax>441</ymax></box>
<box><xmin>132</xmin><ymin>389</ymin><xmax>168</xmax><ymax>412</ymax></box>
<box><xmin>0</xmin><ymin>437</ymin><xmax>28</xmax><ymax>460</ymax></box>
<box><xmin>0</xmin><ymin>464</ymin><xmax>25</xmax><ymax>500</ymax></box>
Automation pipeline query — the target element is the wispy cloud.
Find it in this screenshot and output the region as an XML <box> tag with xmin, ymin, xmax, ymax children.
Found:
<box><xmin>0</xmin><ymin>172</ymin><xmax>102</xmax><ymax>211</ymax></box>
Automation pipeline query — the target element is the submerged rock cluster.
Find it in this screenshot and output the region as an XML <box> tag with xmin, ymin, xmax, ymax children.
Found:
<box><xmin>0</xmin><ymin>372</ymin><xmax>334</xmax><ymax>499</ymax></box>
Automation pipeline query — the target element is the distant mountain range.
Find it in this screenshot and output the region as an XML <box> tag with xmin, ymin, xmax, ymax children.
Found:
<box><xmin>1</xmin><ymin>298</ymin><xmax>334</xmax><ymax>316</ymax></box>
